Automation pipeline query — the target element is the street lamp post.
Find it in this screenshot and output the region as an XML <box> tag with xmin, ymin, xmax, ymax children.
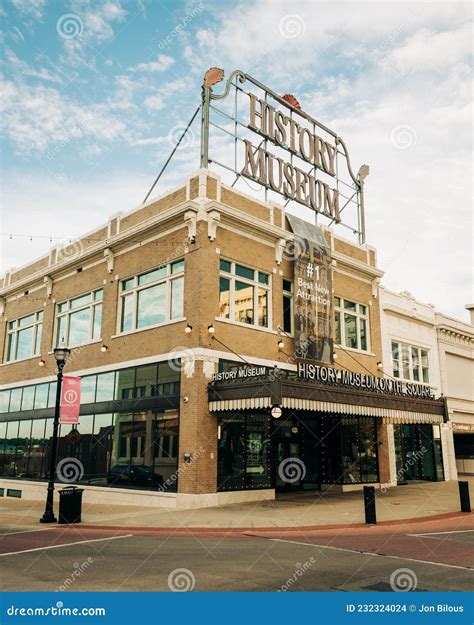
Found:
<box><xmin>40</xmin><ymin>345</ymin><xmax>70</xmax><ymax>524</ymax></box>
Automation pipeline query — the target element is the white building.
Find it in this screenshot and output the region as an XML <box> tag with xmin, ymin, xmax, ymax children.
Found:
<box><xmin>380</xmin><ymin>288</ymin><xmax>458</xmax><ymax>483</ymax></box>
<box><xmin>436</xmin><ymin>307</ymin><xmax>474</xmax><ymax>475</ymax></box>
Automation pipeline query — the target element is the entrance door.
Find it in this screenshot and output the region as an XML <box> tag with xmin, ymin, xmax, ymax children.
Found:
<box><xmin>274</xmin><ymin>440</ymin><xmax>301</xmax><ymax>491</ymax></box>
<box><xmin>273</xmin><ymin>419</ymin><xmax>302</xmax><ymax>492</ymax></box>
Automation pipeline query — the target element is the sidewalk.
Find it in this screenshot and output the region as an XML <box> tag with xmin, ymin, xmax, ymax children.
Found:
<box><xmin>1</xmin><ymin>477</ymin><xmax>472</xmax><ymax>532</ymax></box>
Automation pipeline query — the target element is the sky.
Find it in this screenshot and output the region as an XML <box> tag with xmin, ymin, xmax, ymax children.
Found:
<box><xmin>0</xmin><ymin>0</ymin><xmax>472</xmax><ymax>321</ymax></box>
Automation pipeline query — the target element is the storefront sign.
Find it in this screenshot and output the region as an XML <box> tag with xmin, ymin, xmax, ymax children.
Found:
<box><xmin>202</xmin><ymin>69</ymin><xmax>367</xmax><ymax>243</ymax></box>
<box><xmin>241</xmin><ymin>93</ymin><xmax>340</xmax><ymax>221</ymax></box>
<box><xmin>297</xmin><ymin>362</ymin><xmax>435</xmax><ymax>399</ymax></box>
<box><xmin>452</xmin><ymin>422</ymin><xmax>474</xmax><ymax>432</ymax></box>
<box><xmin>288</xmin><ymin>214</ymin><xmax>333</xmax><ymax>364</ymax></box>
<box><xmin>212</xmin><ymin>366</ymin><xmax>266</xmax><ymax>382</ymax></box>
<box><xmin>59</xmin><ymin>376</ymin><xmax>81</xmax><ymax>424</ymax></box>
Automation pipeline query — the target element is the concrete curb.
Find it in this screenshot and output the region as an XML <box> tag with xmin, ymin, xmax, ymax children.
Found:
<box><xmin>75</xmin><ymin>510</ymin><xmax>470</xmax><ymax>534</ymax></box>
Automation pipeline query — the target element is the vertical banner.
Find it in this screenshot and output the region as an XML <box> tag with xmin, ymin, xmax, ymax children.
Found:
<box><xmin>287</xmin><ymin>215</ymin><xmax>333</xmax><ymax>364</ymax></box>
<box><xmin>59</xmin><ymin>376</ymin><xmax>81</xmax><ymax>424</ymax></box>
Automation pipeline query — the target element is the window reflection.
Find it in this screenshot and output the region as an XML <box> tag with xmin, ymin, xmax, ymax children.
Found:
<box><xmin>91</xmin><ymin>413</ymin><xmax>113</xmax><ymax>485</ymax></box>
<box><xmin>235</xmin><ymin>281</ymin><xmax>254</xmax><ymax>324</ymax></box>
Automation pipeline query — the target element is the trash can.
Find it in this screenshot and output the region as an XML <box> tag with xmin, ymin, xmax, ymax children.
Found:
<box><xmin>58</xmin><ymin>486</ymin><xmax>84</xmax><ymax>524</ymax></box>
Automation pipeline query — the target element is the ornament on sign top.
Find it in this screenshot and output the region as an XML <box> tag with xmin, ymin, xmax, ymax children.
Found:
<box><xmin>204</xmin><ymin>67</ymin><xmax>224</xmax><ymax>88</ymax></box>
<box><xmin>281</xmin><ymin>94</ymin><xmax>301</xmax><ymax>109</ymax></box>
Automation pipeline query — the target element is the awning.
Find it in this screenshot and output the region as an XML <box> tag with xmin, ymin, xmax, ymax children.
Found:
<box><xmin>208</xmin><ymin>373</ymin><xmax>447</xmax><ymax>425</ymax></box>
<box><xmin>209</xmin><ymin>397</ymin><xmax>272</xmax><ymax>411</ymax></box>
<box><xmin>209</xmin><ymin>396</ymin><xmax>443</xmax><ymax>424</ymax></box>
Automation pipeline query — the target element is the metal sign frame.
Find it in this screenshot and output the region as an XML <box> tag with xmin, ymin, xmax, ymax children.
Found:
<box><xmin>200</xmin><ymin>69</ymin><xmax>368</xmax><ymax>244</ymax></box>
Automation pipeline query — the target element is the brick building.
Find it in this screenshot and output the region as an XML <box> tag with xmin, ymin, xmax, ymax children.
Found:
<box><xmin>0</xmin><ymin>170</ymin><xmax>448</xmax><ymax>508</ymax></box>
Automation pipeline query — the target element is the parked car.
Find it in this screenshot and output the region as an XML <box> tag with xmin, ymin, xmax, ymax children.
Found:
<box><xmin>107</xmin><ymin>464</ymin><xmax>162</xmax><ymax>488</ymax></box>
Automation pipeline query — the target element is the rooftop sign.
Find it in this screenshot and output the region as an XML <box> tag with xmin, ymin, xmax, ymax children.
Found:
<box><xmin>200</xmin><ymin>68</ymin><xmax>369</xmax><ymax>243</ymax></box>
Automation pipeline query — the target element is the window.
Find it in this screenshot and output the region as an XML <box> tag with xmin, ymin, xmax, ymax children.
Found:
<box><xmin>56</xmin><ymin>290</ymin><xmax>103</xmax><ymax>347</ymax></box>
<box><xmin>6</xmin><ymin>311</ymin><xmax>43</xmax><ymax>362</ymax></box>
<box><xmin>391</xmin><ymin>341</ymin><xmax>429</xmax><ymax>383</ymax></box>
<box><xmin>119</xmin><ymin>260</ymin><xmax>184</xmax><ymax>333</ymax></box>
<box><xmin>334</xmin><ymin>297</ymin><xmax>369</xmax><ymax>352</ymax></box>
<box><xmin>219</xmin><ymin>259</ymin><xmax>270</xmax><ymax>328</ymax></box>
<box><xmin>282</xmin><ymin>279</ymin><xmax>293</xmax><ymax>334</ymax></box>
<box><xmin>217</xmin><ymin>413</ymin><xmax>271</xmax><ymax>491</ymax></box>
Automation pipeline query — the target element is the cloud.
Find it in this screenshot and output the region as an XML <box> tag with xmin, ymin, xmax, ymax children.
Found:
<box><xmin>144</xmin><ymin>95</ymin><xmax>165</xmax><ymax>110</ymax></box>
<box><xmin>59</xmin><ymin>0</ymin><xmax>127</xmax><ymax>67</ymax></box>
<box><xmin>3</xmin><ymin>47</ymin><xmax>64</xmax><ymax>83</ymax></box>
<box><xmin>382</xmin><ymin>23</ymin><xmax>472</xmax><ymax>74</ymax></box>
<box><xmin>11</xmin><ymin>0</ymin><xmax>47</xmax><ymax>19</ymax></box>
<box><xmin>0</xmin><ymin>77</ymin><xmax>127</xmax><ymax>152</ymax></box>
<box><xmin>132</xmin><ymin>54</ymin><xmax>175</xmax><ymax>72</ymax></box>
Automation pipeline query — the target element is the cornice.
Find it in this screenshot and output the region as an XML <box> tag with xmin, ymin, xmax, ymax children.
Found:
<box><xmin>0</xmin><ymin>200</ymin><xmax>200</xmax><ymax>298</ymax></box>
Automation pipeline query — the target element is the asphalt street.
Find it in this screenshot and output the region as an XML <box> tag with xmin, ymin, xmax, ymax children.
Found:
<box><xmin>0</xmin><ymin>520</ymin><xmax>472</xmax><ymax>592</ymax></box>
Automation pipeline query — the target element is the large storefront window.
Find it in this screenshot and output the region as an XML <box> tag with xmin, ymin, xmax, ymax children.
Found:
<box><xmin>217</xmin><ymin>411</ymin><xmax>379</xmax><ymax>492</ymax></box>
<box><xmin>0</xmin><ymin>360</ymin><xmax>180</xmax><ymax>491</ymax></box>
<box><xmin>0</xmin><ymin>410</ymin><xmax>179</xmax><ymax>492</ymax></box>
<box><xmin>393</xmin><ymin>424</ymin><xmax>443</xmax><ymax>482</ymax></box>
<box><xmin>109</xmin><ymin>410</ymin><xmax>178</xmax><ymax>491</ymax></box>
<box><xmin>327</xmin><ymin>416</ymin><xmax>378</xmax><ymax>485</ymax></box>
<box><xmin>218</xmin><ymin>413</ymin><xmax>271</xmax><ymax>491</ymax></box>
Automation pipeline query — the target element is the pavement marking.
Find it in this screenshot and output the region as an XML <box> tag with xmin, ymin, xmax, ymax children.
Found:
<box><xmin>269</xmin><ymin>538</ymin><xmax>474</xmax><ymax>571</ymax></box>
<box><xmin>0</xmin><ymin>534</ymin><xmax>134</xmax><ymax>557</ymax></box>
<box><xmin>0</xmin><ymin>528</ymin><xmax>59</xmax><ymax>537</ymax></box>
<box><xmin>409</xmin><ymin>529</ymin><xmax>474</xmax><ymax>537</ymax></box>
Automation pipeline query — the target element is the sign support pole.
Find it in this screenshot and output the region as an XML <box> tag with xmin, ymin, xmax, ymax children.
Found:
<box><xmin>200</xmin><ymin>83</ymin><xmax>211</xmax><ymax>168</ymax></box>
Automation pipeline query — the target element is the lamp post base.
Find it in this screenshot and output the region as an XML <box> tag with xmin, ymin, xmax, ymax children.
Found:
<box><xmin>40</xmin><ymin>513</ymin><xmax>57</xmax><ymax>524</ymax></box>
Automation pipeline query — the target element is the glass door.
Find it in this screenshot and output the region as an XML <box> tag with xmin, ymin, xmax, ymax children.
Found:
<box><xmin>273</xmin><ymin>419</ymin><xmax>302</xmax><ymax>492</ymax></box>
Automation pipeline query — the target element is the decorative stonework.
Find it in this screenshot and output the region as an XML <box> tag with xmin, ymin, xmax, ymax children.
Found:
<box><xmin>103</xmin><ymin>248</ymin><xmax>114</xmax><ymax>274</ymax></box>
<box><xmin>43</xmin><ymin>275</ymin><xmax>53</xmax><ymax>298</ymax></box>
<box><xmin>207</xmin><ymin>210</ymin><xmax>220</xmax><ymax>241</ymax></box>
<box><xmin>184</xmin><ymin>210</ymin><xmax>197</xmax><ymax>242</ymax></box>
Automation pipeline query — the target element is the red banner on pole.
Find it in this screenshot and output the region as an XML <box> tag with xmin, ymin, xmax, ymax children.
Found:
<box><xmin>59</xmin><ymin>376</ymin><xmax>81</xmax><ymax>424</ymax></box>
